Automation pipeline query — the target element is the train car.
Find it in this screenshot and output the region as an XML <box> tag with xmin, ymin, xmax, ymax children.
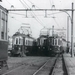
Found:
<box><xmin>37</xmin><ymin>35</ymin><xmax>67</xmax><ymax>56</ymax></box>
<box><xmin>53</xmin><ymin>37</ymin><xmax>62</xmax><ymax>54</ymax></box>
<box><xmin>37</xmin><ymin>35</ymin><xmax>48</xmax><ymax>56</ymax></box>
<box><xmin>0</xmin><ymin>5</ymin><xmax>8</xmax><ymax>74</ymax></box>
<box><xmin>48</xmin><ymin>36</ymin><xmax>67</xmax><ymax>55</ymax></box>
<box><xmin>11</xmin><ymin>32</ymin><xmax>35</xmax><ymax>56</ymax></box>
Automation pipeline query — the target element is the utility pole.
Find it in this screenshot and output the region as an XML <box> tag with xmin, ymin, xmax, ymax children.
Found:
<box><xmin>67</xmin><ymin>16</ymin><xmax>69</xmax><ymax>43</ymax></box>
<box><xmin>67</xmin><ymin>16</ymin><xmax>69</xmax><ymax>53</ymax></box>
<box><xmin>71</xmin><ymin>3</ymin><xmax>74</xmax><ymax>57</ymax></box>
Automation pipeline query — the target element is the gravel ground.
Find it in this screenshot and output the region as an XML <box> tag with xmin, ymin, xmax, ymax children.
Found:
<box><xmin>3</xmin><ymin>56</ymin><xmax>51</xmax><ymax>75</ymax></box>
<box><xmin>2</xmin><ymin>55</ymin><xmax>64</xmax><ymax>75</ymax></box>
<box><xmin>52</xmin><ymin>56</ymin><xmax>64</xmax><ymax>75</ymax></box>
<box><xmin>7</xmin><ymin>56</ymin><xmax>50</xmax><ymax>69</ymax></box>
<box><xmin>35</xmin><ymin>58</ymin><xmax>56</xmax><ymax>75</ymax></box>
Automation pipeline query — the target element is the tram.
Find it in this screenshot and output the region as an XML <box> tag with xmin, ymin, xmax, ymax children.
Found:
<box><xmin>0</xmin><ymin>5</ymin><xmax>8</xmax><ymax>74</ymax></box>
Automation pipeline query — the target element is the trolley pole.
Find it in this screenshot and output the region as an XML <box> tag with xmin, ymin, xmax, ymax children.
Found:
<box><xmin>71</xmin><ymin>2</ymin><xmax>74</xmax><ymax>57</ymax></box>
<box><xmin>52</xmin><ymin>25</ymin><xmax>54</xmax><ymax>36</ymax></box>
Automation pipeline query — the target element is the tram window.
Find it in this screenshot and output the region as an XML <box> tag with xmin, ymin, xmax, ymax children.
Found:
<box><xmin>19</xmin><ymin>38</ymin><xmax>21</xmax><ymax>44</ymax></box>
<box><xmin>55</xmin><ymin>39</ymin><xmax>57</xmax><ymax>45</ymax></box>
<box><xmin>16</xmin><ymin>38</ymin><xmax>18</xmax><ymax>44</ymax></box>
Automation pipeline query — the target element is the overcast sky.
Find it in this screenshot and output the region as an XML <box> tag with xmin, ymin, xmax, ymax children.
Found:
<box><xmin>0</xmin><ymin>0</ymin><xmax>75</xmax><ymax>41</ymax></box>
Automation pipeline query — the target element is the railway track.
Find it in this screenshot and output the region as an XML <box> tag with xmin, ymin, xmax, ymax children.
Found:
<box><xmin>32</xmin><ymin>55</ymin><xmax>58</xmax><ymax>75</ymax></box>
<box><xmin>2</xmin><ymin>54</ymin><xmax>68</xmax><ymax>75</ymax></box>
<box><xmin>32</xmin><ymin>54</ymin><xmax>68</xmax><ymax>75</ymax></box>
<box><xmin>2</xmin><ymin>56</ymin><xmax>56</xmax><ymax>75</ymax></box>
<box><xmin>49</xmin><ymin>54</ymin><xmax>68</xmax><ymax>75</ymax></box>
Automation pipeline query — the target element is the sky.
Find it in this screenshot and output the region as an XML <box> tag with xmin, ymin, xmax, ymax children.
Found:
<box><xmin>0</xmin><ymin>0</ymin><xmax>75</xmax><ymax>41</ymax></box>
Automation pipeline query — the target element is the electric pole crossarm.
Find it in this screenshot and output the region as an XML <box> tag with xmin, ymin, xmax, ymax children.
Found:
<box><xmin>8</xmin><ymin>9</ymin><xmax>75</xmax><ymax>11</ymax></box>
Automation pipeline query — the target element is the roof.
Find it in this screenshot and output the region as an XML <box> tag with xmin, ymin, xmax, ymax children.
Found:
<box><xmin>13</xmin><ymin>32</ymin><xmax>26</xmax><ymax>37</ymax></box>
<box><xmin>12</xmin><ymin>32</ymin><xmax>35</xmax><ymax>40</ymax></box>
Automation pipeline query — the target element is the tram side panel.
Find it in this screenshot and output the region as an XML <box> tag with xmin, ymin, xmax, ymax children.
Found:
<box><xmin>0</xmin><ymin>5</ymin><xmax>8</xmax><ymax>74</ymax></box>
<box><xmin>0</xmin><ymin>41</ymin><xmax>8</xmax><ymax>60</ymax></box>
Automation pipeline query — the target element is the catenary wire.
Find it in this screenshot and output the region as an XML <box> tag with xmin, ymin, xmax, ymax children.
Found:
<box><xmin>19</xmin><ymin>0</ymin><xmax>27</xmax><ymax>8</ymax></box>
<box><xmin>5</xmin><ymin>0</ymin><xmax>11</xmax><ymax>5</ymax></box>
<box><xmin>20</xmin><ymin>0</ymin><xmax>46</xmax><ymax>27</ymax></box>
<box><xmin>27</xmin><ymin>0</ymin><xmax>40</xmax><ymax>8</ymax></box>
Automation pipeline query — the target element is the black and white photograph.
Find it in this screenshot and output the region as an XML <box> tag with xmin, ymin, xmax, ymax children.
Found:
<box><xmin>0</xmin><ymin>0</ymin><xmax>75</xmax><ymax>75</ymax></box>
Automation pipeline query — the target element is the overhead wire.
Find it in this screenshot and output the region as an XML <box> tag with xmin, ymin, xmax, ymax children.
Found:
<box><xmin>21</xmin><ymin>0</ymin><xmax>30</xmax><ymax>8</ymax></box>
<box><xmin>21</xmin><ymin>0</ymin><xmax>64</xmax><ymax>30</ymax></box>
<box><xmin>20</xmin><ymin>0</ymin><xmax>46</xmax><ymax>27</ymax></box>
<box><xmin>5</xmin><ymin>0</ymin><xmax>17</xmax><ymax>9</ymax></box>
<box><xmin>8</xmin><ymin>8</ymin><xmax>45</xmax><ymax>27</ymax></box>
<box><xmin>27</xmin><ymin>0</ymin><xmax>40</xmax><ymax>8</ymax></box>
<box><xmin>19</xmin><ymin>0</ymin><xmax>27</xmax><ymax>8</ymax></box>
<box><xmin>27</xmin><ymin>0</ymin><xmax>51</xmax><ymax>26</ymax></box>
<box><xmin>9</xmin><ymin>11</ymin><xmax>65</xmax><ymax>27</ymax></box>
<box><xmin>50</xmin><ymin>0</ymin><xmax>63</xmax><ymax>29</ymax></box>
<box><xmin>8</xmin><ymin>14</ymin><xmax>23</xmax><ymax>23</ymax></box>
<box><xmin>5</xmin><ymin>0</ymin><xmax>25</xmax><ymax>23</ymax></box>
<box><xmin>5</xmin><ymin>0</ymin><xmax>11</xmax><ymax>5</ymax></box>
<box><xmin>19</xmin><ymin>0</ymin><xmax>43</xmax><ymax>34</ymax></box>
<box><xmin>49</xmin><ymin>0</ymin><xmax>52</xmax><ymax>8</ymax></box>
<box><xmin>5</xmin><ymin>0</ymin><xmax>23</xmax><ymax>23</ymax></box>
<box><xmin>53</xmin><ymin>18</ymin><xmax>61</xmax><ymax>28</ymax></box>
<box><xmin>8</xmin><ymin>0</ymin><xmax>63</xmax><ymax>29</ymax></box>
<box><xmin>50</xmin><ymin>0</ymin><xmax>66</xmax><ymax>37</ymax></box>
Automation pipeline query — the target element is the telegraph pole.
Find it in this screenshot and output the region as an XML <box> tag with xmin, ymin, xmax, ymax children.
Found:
<box><xmin>67</xmin><ymin>16</ymin><xmax>69</xmax><ymax>43</ymax></box>
<box><xmin>71</xmin><ymin>2</ymin><xmax>74</xmax><ymax>57</ymax></box>
<box><xmin>67</xmin><ymin>16</ymin><xmax>69</xmax><ymax>53</ymax></box>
